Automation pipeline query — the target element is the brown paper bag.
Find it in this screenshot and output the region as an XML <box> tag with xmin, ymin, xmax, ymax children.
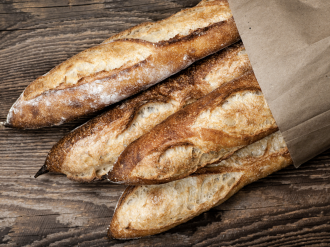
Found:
<box><xmin>228</xmin><ymin>0</ymin><xmax>330</xmax><ymax>167</ymax></box>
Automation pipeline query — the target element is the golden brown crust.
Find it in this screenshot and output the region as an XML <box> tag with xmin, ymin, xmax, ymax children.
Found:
<box><xmin>108</xmin><ymin>132</ymin><xmax>293</xmax><ymax>239</ymax></box>
<box><xmin>108</xmin><ymin>71</ymin><xmax>278</xmax><ymax>185</ymax></box>
<box><xmin>40</xmin><ymin>41</ymin><xmax>251</xmax><ymax>182</ymax></box>
<box><xmin>6</xmin><ymin>0</ymin><xmax>240</xmax><ymax>129</ymax></box>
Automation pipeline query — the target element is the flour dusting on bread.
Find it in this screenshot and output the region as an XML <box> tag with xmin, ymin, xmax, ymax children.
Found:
<box><xmin>111</xmin><ymin>172</ymin><xmax>242</xmax><ymax>237</ymax></box>
<box><xmin>203</xmin><ymin>48</ymin><xmax>250</xmax><ymax>90</ymax></box>
<box><xmin>24</xmin><ymin>41</ymin><xmax>154</xmax><ymax>101</ymax></box>
<box><xmin>205</xmin><ymin>131</ymin><xmax>287</xmax><ymax>170</ymax></box>
<box><xmin>62</xmin><ymin>101</ymin><xmax>180</xmax><ymax>181</ymax></box>
<box><xmin>193</xmin><ymin>90</ymin><xmax>275</xmax><ymax>136</ymax></box>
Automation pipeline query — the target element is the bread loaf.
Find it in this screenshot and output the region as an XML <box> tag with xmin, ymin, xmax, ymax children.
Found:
<box><xmin>35</xmin><ymin>42</ymin><xmax>251</xmax><ymax>182</ymax></box>
<box><xmin>108</xmin><ymin>70</ymin><xmax>278</xmax><ymax>185</ymax></box>
<box><xmin>5</xmin><ymin>0</ymin><xmax>239</xmax><ymax>129</ymax></box>
<box><xmin>108</xmin><ymin>131</ymin><xmax>292</xmax><ymax>239</ymax></box>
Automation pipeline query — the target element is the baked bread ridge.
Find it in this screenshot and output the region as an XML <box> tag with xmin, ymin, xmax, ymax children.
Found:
<box><xmin>37</xmin><ymin>41</ymin><xmax>251</xmax><ymax>182</ymax></box>
<box><xmin>108</xmin><ymin>70</ymin><xmax>278</xmax><ymax>185</ymax></box>
<box><xmin>108</xmin><ymin>131</ymin><xmax>293</xmax><ymax>239</ymax></box>
<box><xmin>5</xmin><ymin>0</ymin><xmax>240</xmax><ymax>129</ymax></box>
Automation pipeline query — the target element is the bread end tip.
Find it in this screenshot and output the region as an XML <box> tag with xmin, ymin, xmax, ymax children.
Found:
<box><xmin>0</xmin><ymin>121</ymin><xmax>11</xmax><ymax>129</ymax></box>
<box><xmin>35</xmin><ymin>165</ymin><xmax>49</xmax><ymax>178</ymax></box>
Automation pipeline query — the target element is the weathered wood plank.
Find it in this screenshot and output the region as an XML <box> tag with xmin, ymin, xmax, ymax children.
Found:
<box><xmin>1</xmin><ymin>0</ymin><xmax>330</xmax><ymax>246</ymax></box>
<box><xmin>0</xmin><ymin>0</ymin><xmax>199</xmax><ymax>30</ymax></box>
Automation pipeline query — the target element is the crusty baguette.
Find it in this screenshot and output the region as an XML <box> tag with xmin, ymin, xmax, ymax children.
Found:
<box><xmin>108</xmin><ymin>70</ymin><xmax>278</xmax><ymax>185</ymax></box>
<box><xmin>35</xmin><ymin>42</ymin><xmax>251</xmax><ymax>182</ymax></box>
<box><xmin>108</xmin><ymin>131</ymin><xmax>292</xmax><ymax>239</ymax></box>
<box><xmin>5</xmin><ymin>0</ymin><xmax>239</xmax><ymax>129</ymax></box>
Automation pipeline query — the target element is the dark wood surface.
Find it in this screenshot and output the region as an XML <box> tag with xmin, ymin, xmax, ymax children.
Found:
<box><xmin>1</xmin><ymin>0</ymin><xmax>330</xmax><ymax>246</ymax></box>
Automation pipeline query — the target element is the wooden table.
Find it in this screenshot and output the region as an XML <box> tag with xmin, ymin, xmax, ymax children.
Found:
<box><xmin>1</xmin><ymin>0</ymin><xmax>330</xmax><ymax>246</ymax></box>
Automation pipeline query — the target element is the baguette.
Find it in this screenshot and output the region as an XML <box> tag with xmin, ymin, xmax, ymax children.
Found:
<box><xmin>35</xmin><ymin>42</ymin><xmax>251</xmax><ymax>182</ymax></box>
<box><xmin>5</xmin><ymin>0</ymin><xmax>239</xmax><ymax>129</ymax></box>
<box><xmin>108</xmin><ymin>70</ymin><xmax>278</xmax><ymax>185</ymax></box>
<box><xmin>108</xmin><ymin>131</ymin><xmax>292</xmax><ymax>239</ymax></box>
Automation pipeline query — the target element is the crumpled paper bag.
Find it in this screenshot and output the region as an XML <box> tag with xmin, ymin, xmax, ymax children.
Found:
<box><xmin>228</xmin><ymin>0</ymin><xmax>330</xmax><ymax>167</ymax></box>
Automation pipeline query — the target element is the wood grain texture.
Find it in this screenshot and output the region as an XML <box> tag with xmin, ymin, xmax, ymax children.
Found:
<box><xmin>0</xmin><ymin>0</ymin><xmax>330</xmax><ymax>246</ymax></box>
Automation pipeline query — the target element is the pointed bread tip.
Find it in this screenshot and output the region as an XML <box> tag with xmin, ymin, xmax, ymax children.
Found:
<box><xmin>0</xmin><ymin>121</ymin><xmax>9</xmax><ymax>128</ymax></box>
<box><xmin>35</xmin><ymin>165</ymin><xmax>49</xmax><ymax>178</ymax></box>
